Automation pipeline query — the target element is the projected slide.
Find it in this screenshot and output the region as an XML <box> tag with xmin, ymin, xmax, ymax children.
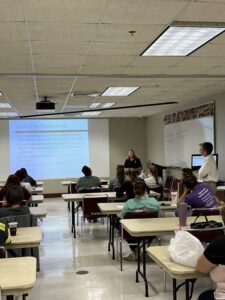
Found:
<box><xmin>9</xmin><ymin>120</ymin><xmax>89</xmax><ymax>179</ymax></box>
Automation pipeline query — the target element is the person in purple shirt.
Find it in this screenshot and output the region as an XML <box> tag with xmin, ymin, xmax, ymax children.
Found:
<box><xmin>179</xmin><ymin>172</ymin><xmax>217</xmax><ymax>209</ymax></box>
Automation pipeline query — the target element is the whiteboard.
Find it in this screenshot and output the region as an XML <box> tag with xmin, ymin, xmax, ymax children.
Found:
<box><xmin>164</xmin><ymin>117</ymin><xmax>214</xmax><ymax>167</ymax></box>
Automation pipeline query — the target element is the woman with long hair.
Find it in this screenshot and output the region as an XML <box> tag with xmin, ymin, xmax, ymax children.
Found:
<box><xmin>124</xmin><ymin>149</ymin><xmax>142</xmax><ymax>174</ymax></box>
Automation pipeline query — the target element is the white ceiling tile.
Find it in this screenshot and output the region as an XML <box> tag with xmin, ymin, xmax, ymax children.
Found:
<box><xmin>89</xmin><ymin>42</ymin><xmax>147</xmax><ymax>56</ymax></box>
<box><xmin>102</xmin><ymin>0</ymin><xmax>187</xmax><ymax>24</ymax></box>
<box><xmin>0</xmin><ymin>1</ymin><xmax>24</xmax><ymax>21</ymax></box>
<box><xmin>26</xmin><ymin>0</ymin><xmax>107</xmax><ymax>23</ymax></box>
<box><xmin>84</xmin><ymin>55</ymin><xmax>135</xmax><ymax>67</ymax></box>
<box><xmin>79</xmin><ymin>66</ymin><xmax>126</xmax><ymax>75</ymax></box>
<box><xmin>30</xmin><ymin>22</ymin><xmax>97</xmax><ymax>42</ymax></box>
<box><xmin>132</xmin><ymin>57</ymin><xmax>184</xmax><ymax>67</ymax></box>
<box><xmin>0</xmin><ymin>22</ymin><xmax>27</xmax><ymax>41</ymax></box>
<box><xmin>33</xmin><ymin>54</ymin><xmax>85</xmax><ymax>67</ymax></box>
<box><xmin>95</xmin><ymin>24</ymin><xmax>164</xmax><ymax>43</ymax></box>
<box><xmin>32</xmin><ymin>41</ymin><xmax>90</xmax><ymax>55</ymax></box>
<box><xmin>177</xmin><ymin>2</ymin><xmax>225</xmax><ymax>22</ymax></box>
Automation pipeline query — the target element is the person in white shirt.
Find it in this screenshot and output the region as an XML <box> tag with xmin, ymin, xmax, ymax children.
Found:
<box><xmin>144</xmin><ymin>165</ymin><xmax>163</xmax><ymax>189</ymax></box>
<box><xmin>198</xmin><ymin>142</ymin><xmax>218</xmax><ymax>193</ymax></box>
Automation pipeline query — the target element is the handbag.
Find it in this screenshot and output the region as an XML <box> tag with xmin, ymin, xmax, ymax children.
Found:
<box><xmin>190</xmin><ymin>215</ymin><xmax>224</xmax><ymax>230</ymax></box>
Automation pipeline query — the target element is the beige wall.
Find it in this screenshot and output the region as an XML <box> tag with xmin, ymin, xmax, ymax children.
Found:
<box><xmin>146</xmin><ymin>93</ymin><xmax>225</xmax><ymax>180</ymax></box>
<box><xmin>43</xmin><ymin>117</ymin><xmax>147</xmax><ymax>194</ymax></box>
<box><xmin>109</xmin><ymin>118</ymin><xmax>147</xmax><ymax>177</ymax></box>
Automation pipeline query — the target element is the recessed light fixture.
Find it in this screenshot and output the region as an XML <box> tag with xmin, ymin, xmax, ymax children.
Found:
<box><xmin>65</xmin><ymin>105</ymin><xmax>88</xmax><ymax>109</ymax></box>
<box><xmin>82</xmin><ymin>111</ymin><xmax>101</xmax><ymax>116</ymax></box>
<box><xmin>0</xmin><ymin>103</ymin><xmax>12</xmax><ymax>109</ymax></box>
<box><xmin>101</xmin><ymin>87</ymin><xmax>139</xmax><ymax>96</ymax></box>
<box><xmin>89</xmin><ymin>103</ymin><xmax>101</xmax><ymax>108</ymax></box>
<box><xmin>0</xmin><ymin>90</ymin><xmax>3</xmax><ymax>96</ymax></box>
<box><xmin>102</xmin><ymin>103</ymin><xmax>115</xmax><ymax>108</ymax></box>
<box><xmin>70</xmin><ymin>92</ymin><xmax>99</xmax><ymax>98</ymax></box>
<box><xmin>141</xmin><ymin>23</ymin><xmax>225</xmax><ymax>56</ymax></box>
<box><xmin>0</xmin><ymin>112</ymin><xmax>17</xmax><ymax>117</ymax></box>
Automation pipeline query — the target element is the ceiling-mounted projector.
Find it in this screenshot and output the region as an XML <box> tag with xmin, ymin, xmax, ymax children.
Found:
<box><xmin>36</xmin><ymin>96</ymin><xmax>55</xmax><ymax>112</ymax></box>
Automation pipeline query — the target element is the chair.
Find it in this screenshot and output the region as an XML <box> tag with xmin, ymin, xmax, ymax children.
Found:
<box><xmin>81</xmin><ymin>195</ymin><xmax>108</xmax><ymax>241</ymax></box>
<box><xmin>0</xmin><ymin>214</ymin><xmax>40</xmax><ymax>271</ymax></box>
<box><xmin>118</xmin><ymin>210</ymin><xmax>158</xmax><ymax>271</ymax></box>
<box><xmin>190</xmin><ymin>208</ymin><xmax>224</xmax><ymax>244</ymax></box>
<box><xmin>163</xmin><ymin>176</ymin><xmax>174</xmax><ymax>200</ymax></box>
<box><xmin>0</xmin><ymin>246</ymin><xmax>7</xmax><ymax>258</ymax></box>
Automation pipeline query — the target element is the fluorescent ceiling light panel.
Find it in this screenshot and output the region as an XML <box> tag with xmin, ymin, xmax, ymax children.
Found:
<box><xmin>102</xmin><ymin>103</ymin><xmax>115</xmax><ymax>108</ymax></box>
<box><xmin>36</xmin><ymin>109</ymin><xmax>56</xmax><ymax>113</ymax></box>
<box><xmin>0</xmin><ymin>112</ymin><xmax>17</xmax><ymax>117</ymax></box>
<box><xmin>82</xmin><ymin>111</ymin><xmax>101</xmax><ymax>116</ymax></box>
<box><xmin>89</xmin><ymin>103</ymin><xmax>101</xmax><ymax>108</ymax></box>
<box><xmin>101</xmin><ymin>87</ymin><xmax>139</xmax><ymax>96</ymax></box>
<box><xmin>64</xmin><ymin>105</ymin><xmax>88</xmax><ymax>109</ymax></box>
<box><xmin>142</xmin><ymin>26</ymin><xmax>225</xmax><ymax>56</ymax></box>
<box><xmin>0</xmin><ymin>103</ymin><xmax>12</xmax><ymax>108</ymax></box>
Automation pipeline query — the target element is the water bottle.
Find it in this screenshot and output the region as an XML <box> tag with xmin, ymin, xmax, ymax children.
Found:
<box><xmin>178</xmin><ymin>202</ymin><xmax>188</xmax><ymax>227</ymax></box>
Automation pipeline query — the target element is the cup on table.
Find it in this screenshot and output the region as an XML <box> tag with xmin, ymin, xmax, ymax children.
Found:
<box><xmin>8</xmin><ymin>222</ymin><xmax>18</xmax><ymax>236</ymax></box>
<box><xmin>171</xmin><ymin>191</ymin><xmax>178</xmax><ymax>206</ymax></box>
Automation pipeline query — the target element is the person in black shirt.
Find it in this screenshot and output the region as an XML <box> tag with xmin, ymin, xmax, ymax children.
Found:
<box><xmin>20</xmin><ymin>168</ymin><xmax>37</xmax><ymax>187</ymax></box>
<box><xmin>197</xmin><ymin>206</ymin><xmax>225</xmax><ymax>299</ymax></box>
<box><xmin>124</xmin><ymin>149</ymin><xmax>142</xmax><ymax>174</ymax></box>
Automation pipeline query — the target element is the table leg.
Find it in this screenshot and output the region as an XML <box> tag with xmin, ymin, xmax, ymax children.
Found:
<box><xmin>71</xmin><ymin>201</ymin><xmax>76</xmax><ymax>238</ymax></box>
<box><xmin>185</xmin><ymin>280</ymin><xmax>190</xmax><ymax>300</ymax></box>
<box><xmin>135</xmin><ymin>239</ymin><xmax>149</xmax><ymax>297</ymax></box>
<box><xmin>173</xmin><ymin>279</ymin><xmax>177</xmax><ymax>300</ymax></box>
<box><xmin>107</xmin><ymin>215</ymin><xmax>115</xmax><ymax>259</ymax></box>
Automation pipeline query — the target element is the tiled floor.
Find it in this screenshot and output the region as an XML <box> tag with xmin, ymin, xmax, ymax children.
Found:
<box><xmin>30</xmin><ymin>198</ymin><xmax>212</xmax><ymax>300</ymax></box>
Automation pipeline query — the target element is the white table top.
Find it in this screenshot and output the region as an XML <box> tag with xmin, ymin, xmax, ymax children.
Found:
<box><xmin>217</xmin><ymin>186</ymin><xmax>225</xmax><ymax>191</ymax></box>
<box><xmin>98</xmin><ymin>201</ymin><xmax>176</xmax><ymax>215</ymax></box>
<box><xmin>31</xmin><ymin>187</ymin><xmax>44</xmax><ymax>194</ymax></box>
<box><xmin>0</xmin><ymin>257</ymin><xmax>36</xmax><ymax>296</ymax></box>
<box><xmin>30</xmin><ymin>204</ymin><xmax>47</xmax><ymax>218</ymax></box>
<box><xmin>32</xmin><ymin>194</ymin><xmax>44</xmax><ymax>204</ymax></box>
<box><xmin>62</xmin><ymin>190</ymin><xmax>160</xmax><ymax>202</ymax></box>
<box><xmin>7</xmin><ymin>227</ymin><xmax>42</xmax><ymax>249</ymax></box>
<box><xmin>120</xmin><ymin>215</ymin><xmax>223</xmax><ymax>237</ymax></box>
<box><xmin>36</xmin><ymin>181</ymin><xmax>44</xmax><ymax>186</ymax></box>
<box><xmin>62</xmin><ymin>192</ymin><xmax>118</xmax><ymax>202</ymax></box>
<box><xmin>147</xmin><ymin>246</ymin><xmax>206</xmax><ymax>280</ymax></box>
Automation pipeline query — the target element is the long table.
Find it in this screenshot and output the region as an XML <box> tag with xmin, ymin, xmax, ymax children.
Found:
<box><xmin>0</xmin><ymin>257</ymin><xmax>36</xmax><ymax>297</ymax></box>
<box><xmin>30</xmin><ymin>204</ymin><xmax>47</xmax><ymax>219</ymax></box>
<box><xmin>147</xmin><ymin>246</ymin><xmax>207</xmax><ymax>300</ymax></box>
<box><xmin>31</xmin><ymin>187</ymin><xmax>44</xmax><ymax>195</ymax></box>
<box><xmin>98</xmin><ymin>201</ymin><xmax>176</xmax><ymax>259</ymax></box>
<box><xmin>6</xmin><ymin>227</ymin><xmax>42</xmax><ymax>250</ymax></box>
<box><xmin>120</xmin><ymin>215</ymin><xmax>222</xmax><ymax>297</ymax></box>
<box><xmin>31</xmin><ymin>195</ymin><xmax>44</xmax><ymax>206</ymax></box>
<box><xmin>62</xmin><ymin>191</ymin><xmax>161</xmax><ymax>238</ymax></box>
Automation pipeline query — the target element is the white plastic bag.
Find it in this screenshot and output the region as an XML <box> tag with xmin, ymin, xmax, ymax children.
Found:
<box><xmin>168</xmin><ymin>230</ymin><xmax>204</xmax><ymax>268</ymax></box>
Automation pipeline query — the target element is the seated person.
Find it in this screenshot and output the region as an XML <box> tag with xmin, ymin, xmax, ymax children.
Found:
<box><xmin>76</xmin><ymin>166</ymin><xmax>101</xmax><ymax>192</ymax></box>
<box><xmin>15</xmin><ymin>169</ymin><xmax>33</xmax><ymax>193</ymax></box>
<box><xmin>0</xmin><ymin>175</ymin><xmax>32</xmax><ymax>205</ymax></box>
<box><xmin>20</xmin><ymin>168</ymin><xmax>37</xmax><ymax>187</ymax></box>
<box><xmin>197</xmin><ymin>206</ymin><xmax>225</xmax><ymax>300</ymax></box>
<box><xmin>179</xmin><ymin>173</ymin><xmax>217</xmax><ymax>209</ymax></box>
<box><xmin>116</xmin><ymin>170</ymin><xmax>142</xmax><ymax>199</ymax></box>
<box><xmin>0</xmin><ymin>185</ymin><xmax>30</xmax><ymax>218</ymax></box>
<box><xmin>144</xmin><ymin>165</ymin><xmax>163</xmax><ymax>189</ymax></box>
<box><xmin>117</xmin><ymin>181</ymin><xmax>160</xmax><ymax>261</ymax></box>
<box><xmin>0</xmin><ymin>221</ymin><xmax>11</xmax><ymax>247</ymax></box>
<box><xmin>109</xmin><ymin>166</ymin><xmax>126</xmax><ymax>192</ymax></box>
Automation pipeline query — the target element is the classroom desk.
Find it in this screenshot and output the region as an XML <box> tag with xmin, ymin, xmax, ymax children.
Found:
<box><xmin>217</xmin><ymin>186</ymin><xmax>225</xmax><ymax>191</ymax></box>
<box><xmin>36</xmin><ymin>181</ymin><xmax>44</xmax><ymax>186</ymax></box>
<box><xmin>30</xmin><ymin>204</ymin><xmax>47</xmax><ymax>219</ymax></box>
<box><xmin>0</xmin><ymin>257</ymin><xmax>36</xmax><ymax>297</ymax></box>
<box><xmin>63</xmin><ymin>191</ymin><xmax>160</xmax><ymax>238</ymax></box>
<box><xmin>31</xmin><ymin>195</ymin><xmax>44</xmax><ymax>207</ymax></box>
<box><xmin>98</xmin><ymin>201</ymin><xmax>176</xmax><ymax>260</ymax></box>
<box><xmin>6</xmin><ymin>227</ymin><xmax>42</xmax><ymax>250</ymax></box>
<box><xmin>120</xmin><ymin>215</ymin><xmax>222</xmax><ymax>297</ymax></box>
<box><xmin>147</xmin><ymin>246</ymin><xmax>207</xmax><ymax>300</ymax></box>
<box><xmin>31</xmin><ymin>187</ymin><xmax>44</xmax><ymax>195</ymax></box>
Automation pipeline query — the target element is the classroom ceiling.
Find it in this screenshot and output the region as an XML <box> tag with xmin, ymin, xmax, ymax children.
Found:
<box><xmin>1</xmin><ymin>0</ymin><xmax>225</xmax><ymax>118</ymax></box>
